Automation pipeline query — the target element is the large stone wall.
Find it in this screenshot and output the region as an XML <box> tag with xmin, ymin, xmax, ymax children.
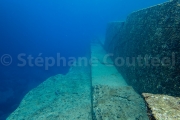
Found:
<box><xmin>104</xmin><ymin>0</ymin><xmax>180</xmax><ymax>96</ymax></box>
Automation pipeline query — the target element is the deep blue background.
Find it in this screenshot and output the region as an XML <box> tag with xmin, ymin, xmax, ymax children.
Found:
<box><xmin>0</xmin><ymin>0</ymin><xmax>167</xmax><ymax>119</ymax></box>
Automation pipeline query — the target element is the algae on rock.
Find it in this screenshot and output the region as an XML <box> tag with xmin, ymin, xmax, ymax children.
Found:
<box><xmin>143</xmin><ymin>93</ymin><xmax>180</xmax><ymax>120</ymax></box>
<box><xmin>7</xmin><ymin>62</ymin><xmax>92</xmax><ymax>120</ymax></box>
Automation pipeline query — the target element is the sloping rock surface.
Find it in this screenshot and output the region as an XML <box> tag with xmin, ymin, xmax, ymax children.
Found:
<box><xmin>143</xmin><ymin>93</ymin><xmax>180</xmax><ymax>120</ymax></box>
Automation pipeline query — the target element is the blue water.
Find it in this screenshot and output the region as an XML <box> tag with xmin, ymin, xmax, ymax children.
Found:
<box><xmin>0</xmin><ymin>0</ymin><xmax>167</xmax><ymax>119</ymax></box>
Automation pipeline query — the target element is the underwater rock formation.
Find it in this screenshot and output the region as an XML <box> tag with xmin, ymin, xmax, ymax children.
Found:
<box><xmin>91</xmin><ymin>42</ymin><xmax>148</xmax><ymax>120</ymax></box>
<box><xmin>7</xmin><ymin>0</ymin><xmax>180</xmax><ymax>119</ymax></box>
<box><xmin>93</xmin><ymin>85</ymin><xmax>148</xmax><ymax>120</ymax></box>
<box><xmin>7</xmin><ymin>42</ymin><xmax>149</xmax><ymax>120</ymax></box>
<box><xmin>104</xmin><ymin>0</ymin><xmax>180</xmax><ymax>96</ymax></box>
<box><xmin>7</xmin><ymin>62</ymin><xmax>92</xmax><ymax>120</ymax></box>
<box><xmin>142</xmin><ymin>93</ymin><xmax>180</xmax><ymax>120</ymax></box>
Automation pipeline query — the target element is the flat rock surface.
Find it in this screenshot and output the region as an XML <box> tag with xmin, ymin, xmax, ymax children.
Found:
<box><xmin>91</xmin><ymin>42</ymin><xmax>148</xmax><ymax>120</ymax></box>
<box><xmin>93</xmin><ymin>85</ymin><xmax>149</xmax><ymax>120</ymax></box>
<box><xmin>91</xmin><ymin>43</ymin><xmax>127</xmax><ymax>87</ymax></box>
<box><xmin>7</xmin><ymin>63</ymin><xmax>92</xmax><ymax>120</ymax></box>
<box><xmin>143</xmin><ymin>93</ymin><xmax>180</xmax><ymax>120</ymax></box>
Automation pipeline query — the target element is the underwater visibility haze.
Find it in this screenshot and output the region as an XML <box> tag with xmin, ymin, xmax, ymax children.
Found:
<box><xmin>0</xmin><ymin>0</ymin><xmax>169</xmax><ymax>119</ymax></box>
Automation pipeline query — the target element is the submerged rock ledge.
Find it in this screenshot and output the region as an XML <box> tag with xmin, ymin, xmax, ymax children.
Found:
<box><xmin>142</xmin><ymin>93</ymin><xmax>180</xmax><ymax>120</ymax></box>
<box><xmin>7</xmin><ymin>62</ymin><xmax>92</xmax><ymax>120</ymax></box>
<box><xmin>91</xmin><ymin>42</ymin><xmax>148</xmax><ymax>120</ymax></box>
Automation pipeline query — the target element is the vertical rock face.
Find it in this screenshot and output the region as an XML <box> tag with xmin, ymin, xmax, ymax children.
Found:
<box><xmin>104</xmin><ymin>22</ymin><xmax>125</xmax><ymax>52</ymax></box>
<box><xmin>104</xmin><ymin>0</ymin><xmax>180</xmax><ymax>96</ymax></box>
